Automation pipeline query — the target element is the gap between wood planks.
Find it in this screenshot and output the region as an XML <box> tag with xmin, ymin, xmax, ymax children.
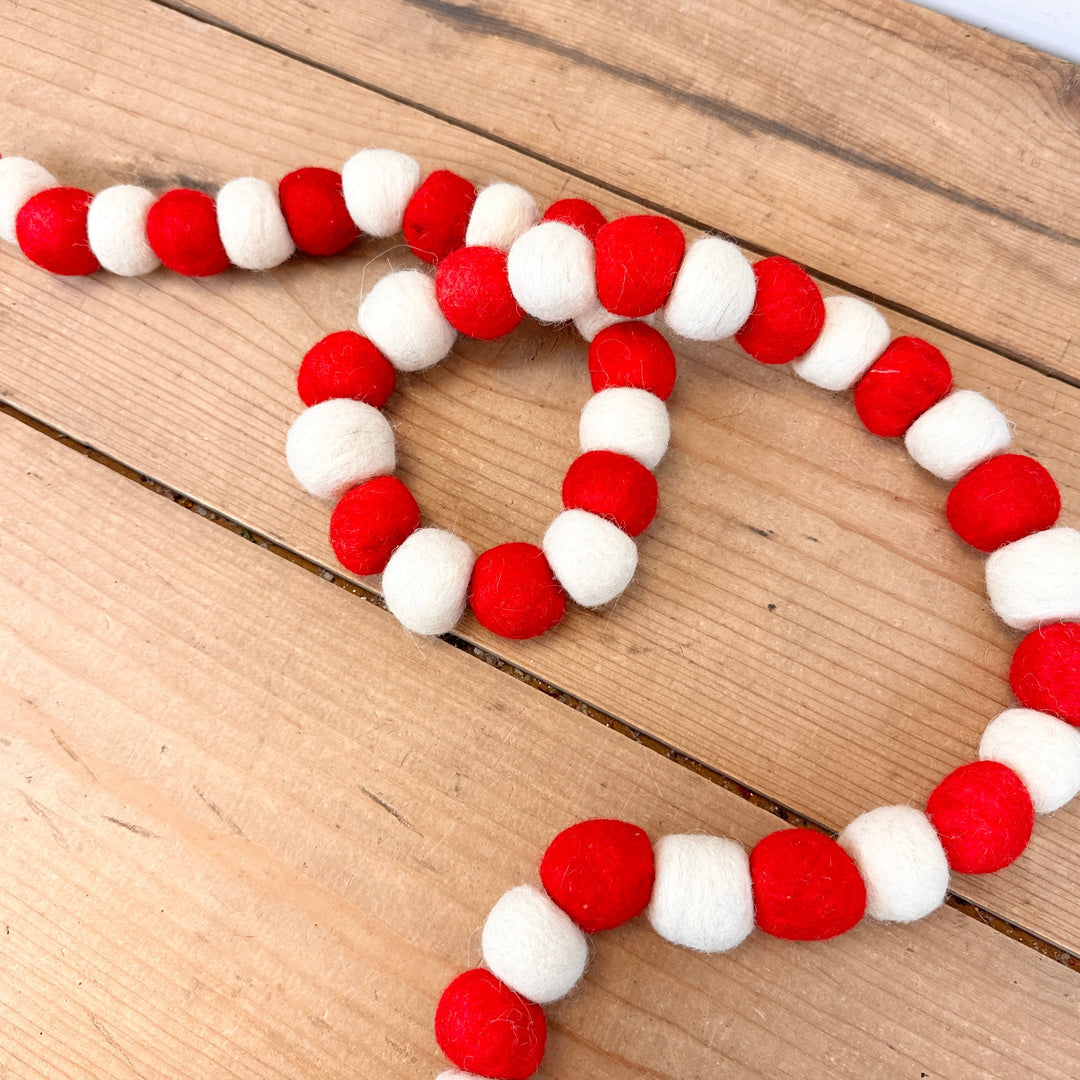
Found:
<box><xmin>147</xmin><ymin>0</ymin><xmax>1080</xmax><ymax>395</ymax></box>
<box><xmin>2</xmin><ymin>394</ymin><xmax>1077</xmax><ymax>976</ymax></box>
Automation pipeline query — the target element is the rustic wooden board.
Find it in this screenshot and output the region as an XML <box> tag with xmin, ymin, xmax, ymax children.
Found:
<box><xmin>3</xmin><ymin>0</ymin><xmax>1080</xmax><ymax>953</ymax></box>
<box><xmin>2</xmin><ymin>410</ymin><xmax>1079</xmax><ymax>1079</ymax></box>
<box><xmin>175</xmin><ymin>0</ymin><xmax>1080</xmax><ymax>380</ymax></box>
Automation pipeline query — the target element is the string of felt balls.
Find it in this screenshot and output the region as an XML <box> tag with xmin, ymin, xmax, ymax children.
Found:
<box><xmin>3</xmin><ymin>147</ymin><xmax>1080</xmax><ymax>1079</ymax></box>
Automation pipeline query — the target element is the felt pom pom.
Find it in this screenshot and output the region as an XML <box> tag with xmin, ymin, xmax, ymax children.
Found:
<box><xmin>146</xmin><ymin>188</ymin><xmax>230</xmax><ymax>277</ymax></box>
<box><xmin>925</xmin><ymin>760</ymin><xmax>1033</xmax><ymax>874</ymax></box>
<box><xmin>481</xmin><ymin>884</ymin><xmax>588</xmax><ymax>1004</ymax></box>
<box><xmin>382</xmin><ymin>528</ymin><xmax>475</xmax><ymax>636</ymax></box>
<box><xmin>341</xmin><ymin>148</ymin><xmax>421</xmax><ymax>238</ymax></box>
<box><xmin>435</xmin><ymin>246</ymin><xmax>524</xmax><ymax>339</ymax></box>
<box><xmin>734</xmin><ymin>255</ymin><xmax>825</xmax><ymax>365</ymax></box>
<box><xmin>579</xmin><ymin>387</ymin><xmax>670</xmax><ymax>470</ymax></box>
<box><xmin>540</xmin><ymin>819</ymin><xmax>655</xmax><ymax>932</ymax></box>
<box><xmin>588</xmin><ymin>322</ymin><xmax>677</xmax><ymax>401</ymax></box>
<box><xmin>0</xmin><ymin>156</ymin><xmax>56</xmax><ymax>244</ymax></box>
<box><xmin>562</xmin><ymin>451</ymin><xmax>658</xmax><ymax>537</ymax></box>
<box><xmin>750</xmin><ymin>829</ymin><xmax>866</xmax><ymax>940</ymax></box>
<box><xmin>838</xmin><ymin>805</ymin><xmax>949</xmax><ymax>923</ymax></box>
<box><xmin>506</xmin><ymin>221</ymin><xmax>597</xmax><ymax>322</ymax></box>
<box><xmin>853</xmin><ymin>336</ymin><xmax>953</xmax><ymax>437</ymax></box>
<box><xmin>542</xmin><ymin>509</ymin><xmax>638</xmax><ymax>608</ymax></box>
<box><xmin>946</xmin><ymin>454</ymin><xmax>1060</xmax><ymax>552</ymax></box>
<box><xmin>465</xmin><ymin>183</ymin><xmax>539</xmax><ymax>251</ymax></box>
<box><xmin>904</xmin><ymin>390</ymin><xmax>1011</xmax><ymax>482</ymax></box>
<box><xmin>278</xmin><ymin>167</ymin><xmax>360</xmax><ymax>256</ymax></box>
<box><xmin>541</xmin><ymin>198</ymin><xmax>607</xmax><ymax>241</ymax></box>
<box><xmin>469</xmin><ymin>543</ymin><xmax>566</xmax><ymax>640</ymax></box>
<box><xmin>215</xmin><ymin>176</ymin><xmax>295</xmax><ymax>271</ymax></box>
<box><xmin>985</xmin><ymin>527</ymin><xmax>1080</xmax><ymax>631</ymax></box>
<box><xmin>663</xmin><ymin>235</ymin><xmax>756</xmax><ymax>341</ymax></box>
<box><xmin>791</xmin><ymin>295</ymin><xmax>890</xmax><ymax>391</ymax></box>
<box><xmin>329</xmin><ymin>475</ymin><xmax>420</xmax><ymax>576</ymax></box>
<box><xmin>297</xmin><ymin>330</ymin><xmax>396</xmax><ymax>408</ymax></box>
<box><xmin>434</xmin><ymin>968</ymin><xmax>546</xmax><ymax>1080</ymax></box>
<box><xmin>358</xmin><ymin>269</ymin><xmax>458</xmax><ymax>372</ymax></box>
<box><xmin>285</xmin><ymin>398</ymin><xmax>396</xmax><ymax>502</ymax></box>
<box><xmin>574</xmin><ymin>304</ymin><xmax>652</xmax><ymax>343</ymax></box>
<box><xmin>646</xmin><ymin>833</ymin><xmax>754</xmax><ymax>952</ymax></box>
<box><xmin>403</xmin><ymin>169</ymin><xmax>477</xmax><ymax>264</ymax></box>
<box><xmin>87</xmin><ymin>185</ymin><xmax>160</xmax><ymax>276</ymax></box>
<box><xmin>979</xmin><ymin>708</ymin><xmax>1080</xmax><ymax>814</ymax></box>
<box><xmin>594</xmin><ymin>215</ymin><xmax>685</xmax><ymax>317</ymax></box>
<box><xmin>1010</xmin><ymin>622</ymin><xmax>1080</xmax><ymax>727</ymax></box>
<box><xmin>16</xmin><ymin>187</ymin><xmax>99</xmax><ymax>275</ymax></box>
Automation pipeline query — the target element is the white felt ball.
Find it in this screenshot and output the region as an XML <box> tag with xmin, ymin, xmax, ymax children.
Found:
<box><xmin>0</xmin><ymin>156</ymin><xmax>57</xmax><ymax>244</ymax></box>
<box><xmin>506</xmin><ymin>221</ymin><xmax>597</xmax><ymax>322</ymax></box>
<box><xmin>791</xmin><ymin>295</ymin><xmax>890</xmax><ymax>391</ymax></box>
<box><xmin>481</xmin><ymin>884</ymin><xmax>588</xmax><ymax>1004</ymax></box>
<box><xmin>646</xmin><ymin>834</ymin><xmax>754</xmax><ymax>952</ymax></box>
<box><xmin>979</xmin><ymin>708</ymin><xmax>1080</xmax><ymax>814</ymax></box>
<box><xmin>663</xmin><ymin>235</ymin><xmax>756</xmax><ymax>341</ymax></box>
<box><xmin>838</xmin><ymin>805</ymin><xmax>949</xmax><ymax>923</ymax></box>
<box><xmin>86</xmin><ymin>185</ymin><xmax>160</xmax><ymax>276</ymax></box>
<box><xmin>574</xmin><ymin>304</ymin><xmax>653</xmax><ymax>342</ymax></box>
<box><xmin>579</xmin><ymin>387</ymin><xmax>670</xmax><ymax>470</ymax></box>
<box><xmin>215</xmin><ymin>176</ymin><xmax>295</xmax><ymax>271</ymax></box>
<box><xmin>341</xmin><ymin>148</ymin><xmax>421</xmax><ymax>238</ymax></box>
<box><xmin>903</xmin><ymin>390</ymin><xmax>1011</xmax><ymax>482</ymax></box>
<box><xmin>358</xmin><ymin>269</ymin><xmax>457</xmax><ymax>372</ymax></box>
<box><xmin>465</xmin><ymin>183</ymin><xmax>539</xmax><ymax>251</ymax></box>
<box><xmin>437</xmin><ymin>1072</ymin><xmax>485</xmax><ymax>1080</ymax></box>
<box><xmin>985</xmin><ymin>527</ymin><xmax>1080</xmax><ymax>631</ymax></box>
<box><xmin>542</xmin><ymin>509</ymin><xmax>638</xmax><ymax>608</ymax></box>
<box><xmin>285</xmin><ymin>399</ymin><xmax>395</xmax><ymax>502</ymax></box>
<box><xmin>381</xmin><ymin>528</ymin><xmax>475</xmax><ymax>636</ymax></box>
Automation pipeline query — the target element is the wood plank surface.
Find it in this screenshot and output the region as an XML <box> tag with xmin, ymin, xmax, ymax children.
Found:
<box><xmin>2</xmin><ymin>0</ymin><xmax>1080</xmax><ymax>955</ymax></box>
<box><xmin>2</xmin><ymin>410</ymin><xmax>1079</xmax><ymax>1080</ymax></box>
<box><xmin>175</xmin><ymin>0</ymin><xmax>1080</xmax><ymax>380</ymax></box>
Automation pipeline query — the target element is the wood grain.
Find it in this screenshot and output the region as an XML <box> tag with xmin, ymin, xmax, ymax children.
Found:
<box><xmin>174</xmin><ymin>0</ymin><xmax>1080</xmax><ymax>379</ymax></box>
<box><xmin>2</xmin><ymin>409</ymin><xmax>1079</xmax><ymax>1080</ymax></box>
<box><xmin>2</xmin><ymin>0</ymin><xmax>1079</xmax><ymax>952</ymax></box>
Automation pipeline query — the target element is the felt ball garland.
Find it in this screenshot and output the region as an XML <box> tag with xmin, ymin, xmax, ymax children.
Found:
<box><xmin>6</xmin><ymin>150</ymin><xmax>1080</xmax><ymax>1077</ymax></box>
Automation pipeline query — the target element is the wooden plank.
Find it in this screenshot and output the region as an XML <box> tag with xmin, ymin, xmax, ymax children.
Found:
<box><xmin>1</xmin><ymin>0</ymin><xmax>1079</xmax><ymax>953</ymax></box>
<box><xmin>175</xmin><ymin>0</ymin><xmax>1080</xmax><ymax>379</ymax></box>
<box><xmin>1</xmin><ymin>411</ymin><xmax>1078</xmax><ymax>1080</ymax></box>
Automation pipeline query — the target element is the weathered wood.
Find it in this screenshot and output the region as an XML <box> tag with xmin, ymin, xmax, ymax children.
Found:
<box><xmin>0</xmin><ymin>0</ymin><xmax>1079</xmax><ymax>953</ymax></box>
<box><xmin>1</xmin><ymin>411</ymin><xmax>1078</xmax><ymax>1079</ymax></box>
<box><xmin>179</xmin><ymin>0</ymin><xmax>1080</xmax><ymax>377</ymax></box>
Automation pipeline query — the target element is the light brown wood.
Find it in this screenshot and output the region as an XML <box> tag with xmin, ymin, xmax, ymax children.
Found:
<box><xmin>178</xmin><ymin>0</ymin><xmax>1080</xmax><ymax>379</ymax></box>
<box><xmin>1</xmin><ymin>410</ymin><xmax>1078</xmax><ymax>1080</ymax></box>
<box><xmin>1</xmin><ymin>0</ymin><xmax>1079</xmax><ymax>952</ymax></box>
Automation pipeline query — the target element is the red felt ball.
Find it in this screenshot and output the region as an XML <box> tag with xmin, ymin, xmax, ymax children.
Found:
<box><xmin>853</xmin><ymin>336</ymin><xmax>953</xmax><ymax>437</ymax></box>
<box><xmin>750</xmin><ymin>829</ymin><xmax>866</xmax><ymax>940</ymax></box>
<box><xmin>146</xmin><ymin>188</ymin><xmax>230</xmax><ymax>277</ymax></box>
<box><xmin>562</xmin><ymin>451</ymin><xmax>658</xmax><ymax>537</ymax></box>
<box><xmin>541</xmin><ymin>198</ymin><xmax>607</xmax><ymax>241</ymax></box>
<box><xmin>540</xmin><ymin>818</ymin><xmax>655</xmax><ymax>932</ymax></box>
<box><xmin>594</xmin><ymin>215</ymin><xmax>685</xmax><ymax>317</ymax></box>
<box><xmin>297</xmin><ymin>330</ymin><xmax>396</xmax><ymax>408</ymax></box>
<box><xmin>734</xmin><ymin>255</ymin><xmax>824</xmax><ymax>365</ymax></box>
<box><xmin>588</xmin><ymin>321</ymin><xmax>678</xmax><ymax>401</ymax></box>
<box><xmin>278</xmin><ymin>167</ymin><xmax>360</xmax><ymax>257</ymax></box>
<box><xmin>435</xmin><ymin>245</ymin><xmax>524</xmax><ymax>339</ymax></box>
<box><xmin>469</xmin><ymin>543</ymin><xmax>566</xmax><ymax>640</ymax></box>
<box><xmin>329</xmin><ymin>476</ymin><xmax>421</xmax><ymax>576</ymax></box>
<box><xmin>926</xmin><ymin>761</ymin><xmax>1033</xmax><ymax>874</ymax></box>
<box><xmin>945</xmin><ymin>454</ymin><xmax>1061</xmax><ymax>552</ymax></box>
<box><xmin>403</xmin><ymin>169</ymin><xmax>477</xmax><ymax>264</ymax></box>
<box><xmin>15</xmin><ymin>187</ymin><xmax>99</xmax><ymax>276</ymax></box>
<box><xmin>434</xmin><ymin>968</ymin><xmax>546</xmax><ymax>1080</ymax></box>
<box><xmin>1010</xmin><ymin>622</ymin><xmax>1080</xmax><ymax>727</ymax></box>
